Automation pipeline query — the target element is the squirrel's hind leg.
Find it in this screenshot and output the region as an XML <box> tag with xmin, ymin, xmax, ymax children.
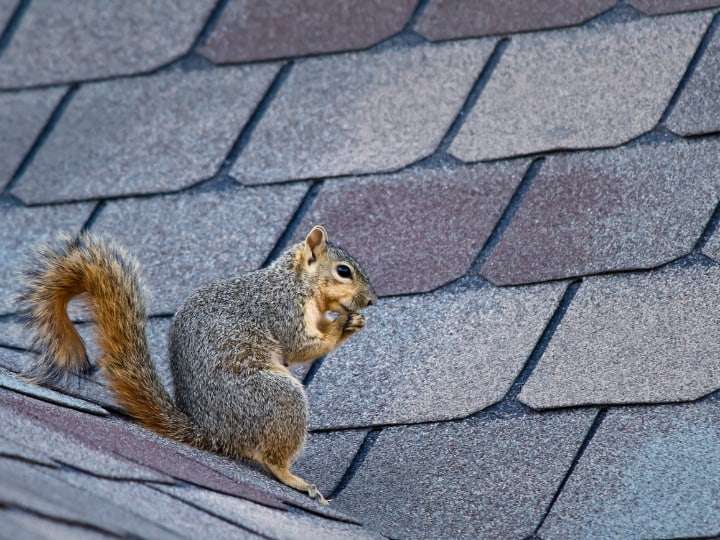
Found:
<box><xmin>264</xmin><ymin>461</ymin><xmax>329</xmax><ymax>505</ymax></box>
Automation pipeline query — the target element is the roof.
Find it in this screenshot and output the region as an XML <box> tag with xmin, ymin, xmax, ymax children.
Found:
<box><xmin>2</xmin><ymin>0</ymin><xmax>720</xmax><ymax>538</ymax></box>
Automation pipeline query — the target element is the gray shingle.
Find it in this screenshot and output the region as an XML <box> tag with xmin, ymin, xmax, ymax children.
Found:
<box><xmin>0</xmin><ymin>459</ymin><xmax>178</xmax><ymax>539</ymax></box>
<box><xmin>0</xmin><ymin>366</ymin><xmax>108</xmax><ymax>415</ymax></box>
<box><xmin>294</xmin><ymin>161</ymin><xmax>526</xmax><ymax>296</ymax></box>
<box><xmin>0</xmin><ymin>434</ymin><xmax>56</xmax><ymax>467</ymax></box>
<box><xmin>0</xmin><ymin>318</ymin><xmax>28</xmax><ymax>349</ymax></box>
<box><xmin>481</xmin><ymin>139</ymin><xmax>720</xmax><ymax>285</ymax></box>
<box><xmin>0</xmin><ymin>346</ymin><xmax>118</xmax><ymax>410</ymax></box>
<box><xmin>520</xmin><ymin>264</ymin><xmax>720</xmax><ymax>408</ymax></box>
<box><xmin>541</xmin><ymin>403</ymin><xmax>720</xmax><ymax>539</ymax></box>
<box><xmin>200</xmin><ymin>0</ymin><xmax>416</xmax><ymax>63</ymax></box>
<box><xmin>91</xmin><ymin>184</ymin><xmax>307</xmax><ymax>314</ymax></box>
<box><xmin>168</xmin><ymin>435</ymin><xmax>361</xmax><ymax>522</ymax></box>
<box><xmin>667</xmin><ymin>29</ymin><xmax>720</xmax><ymax>136</ymax></box>
<box><xmin>51</xmin><ymin>469</ymin><xmax>262</xmax><ymax>539</ymax></box>
<box><xmin>450</xmin><ymin>13</ymin><xmax>711</xmax><ymax>161</ymax></box>
<box><xmin>703</xmin><ymin>219</ymin><xmax>720</xmax><ymax>261</ymax></box>
<box><xmin>0</xmin><ymin>200</ymin><xmax>95</xmax><ymax>315</ymax></box>
<box><xmin>335</xmin><ymin>410</ymin><xmax>595</xmax><ymax>539</ymax></box>
<box><xmin>78</xmin><ymin>317</ymin><xmax>173</xmax><ymax>396</ymax></box>
<box><xmin>231</xmin><ymin>40</ymin><xmax>496</xmax><ymax>185</ymax></box>
<box><xmin>0</xmin><ymin>0</ymin><xmax>215</xmax><ymax>88</ymax></box>
<box><xmin>0</xmin><ymin>0</ymin><xmax>19</xmax><ymax>32</ymax></box>
<box><xmin>0</xmin><ymin>315</ymin><xmax>172</xmax><ymax>400</ymax></box>
<box><xmin>416</xmin><ymin>0</ymin><xmax>615</xmax><ymax>41</ymax></box>
<box><xmin>630</xmin><ymin>0</ymin><xmax>720</xmax><ymax>14</ymax></box>
<box><xmin>294</xmin><ymin>430</ymin><xmax>368</xmax><ymax>495</ymax></box>
<box><xmin>12</xmin><ymin>66</ymin><xmax>281</xmax><ymax>204</ymax></box>
<box><xmin>0</xmin><ymin>388</ymin><xmax>170</xmax><ymax>481</ymax></box>
<box><xmin>308</xmin><ymin>280</ymin><xmax>565</xmax><ymax>429</ymax></box>
<box><xmin>158</xmin><ymin>485</ymin><xmax>382</xmax><ymax>539</ymax></box>
<box><xmin>0</xmin><ymin>88</ymin><xmax>64</xmax><ymax>189</ymax></box>
<box><xmin>2</xmin><ymin>508</ymin><xmax>113</xmax><ymax>540</ymax></box>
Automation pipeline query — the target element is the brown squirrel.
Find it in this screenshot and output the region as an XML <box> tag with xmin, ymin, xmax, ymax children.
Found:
<box><xmin>20</xmin><ymin>225</ymin><xmax>376</xmax><ymax>505</ymax></box>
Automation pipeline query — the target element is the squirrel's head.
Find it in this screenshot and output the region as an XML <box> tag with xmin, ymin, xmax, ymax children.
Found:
<box><xmin>296</xmin><ymin>225</ymin><xmax>377</xmax><ymax>313</ymax></box>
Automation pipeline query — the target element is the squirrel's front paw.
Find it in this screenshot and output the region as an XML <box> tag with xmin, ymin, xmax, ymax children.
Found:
<box><xmin>342</xmin><ymin>312</ymin><xmax>365</xmax><ymax>336</ymax></box>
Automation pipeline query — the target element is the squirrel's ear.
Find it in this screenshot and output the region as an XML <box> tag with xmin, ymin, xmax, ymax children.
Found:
<box><xmin>305</xmin><ymin>225</ymin><xmax>328</xmax><ymax>263</ymax></box>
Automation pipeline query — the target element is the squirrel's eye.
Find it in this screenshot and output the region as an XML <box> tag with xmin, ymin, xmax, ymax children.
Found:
<box><xmin>336</xmin><ymin>264</ymin><xmax>353</xmax><ymax>279</ymax></box>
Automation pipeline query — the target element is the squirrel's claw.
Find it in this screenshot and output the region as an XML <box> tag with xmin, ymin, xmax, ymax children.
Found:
<box><xmin>308</xmin><ymin>484</ymin><xmax>330</xmax><ymax>505</ymax></box>
<box><xmin>342</xmin><ymin>312</ymin><xmax>365</xmax><ymax>336</ymax></box>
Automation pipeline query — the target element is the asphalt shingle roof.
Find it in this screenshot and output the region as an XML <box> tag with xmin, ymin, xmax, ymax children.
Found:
<box><xmin>2</xmin><ymin>1</ymin><xmax>720</xmax><ymax>538</ymax></box>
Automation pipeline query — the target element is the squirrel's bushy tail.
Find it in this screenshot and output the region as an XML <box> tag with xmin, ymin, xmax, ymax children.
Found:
<box><xmin>19</xmin><ymin>232</ymin><xmax>195</xmax><ymax>442</ymax></box>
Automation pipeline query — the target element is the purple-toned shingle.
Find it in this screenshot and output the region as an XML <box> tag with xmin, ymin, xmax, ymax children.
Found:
<box><xmin>200</xmin><ymin>0</ymin><xmax>417</xmax><ymax>63</ymax></box>
<box><xmin>0</xmin><ymin>0</ymin><xmax>215</xmax><ymax>88</ymax></box>
<box><xmin>416</xmin><ymin>0</ymin><xmax>615</xmax><ymax>40</ymax></box>
<box><xmin>481</xmin><ymin>139</ymin><xmax>720</xmax><ymax>285</ymax></box>
<box><xmin>0</xmin><ymin>388</ymin><xmax>282</xmax><ymax>508</ymax></box>
<box><xmin>450</xmin><ymin>13</ymin><xmax>711</xmax><ymax>161</ymax></box>
<box><xmin>295</xmin><ymin>162</ymin><xmax>526</xmax><ymax>296</ymax></box>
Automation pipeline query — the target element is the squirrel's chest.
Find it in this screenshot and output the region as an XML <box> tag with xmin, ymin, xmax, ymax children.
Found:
<box><xmin>302</xmin><ymin>296</ymin><xmax>326</xmax><ymax>339</ymax></box>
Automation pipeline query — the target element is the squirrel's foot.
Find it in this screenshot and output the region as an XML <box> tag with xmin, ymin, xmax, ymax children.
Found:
<box><xmin>342</xmin><ymin>312</ymin><xmax>365</xmax><ymax>337</ymax></box>
<box><xmin>308</xmin><ymin>484</ymin><xmax>329</xmax><ymax>506</ymax></box>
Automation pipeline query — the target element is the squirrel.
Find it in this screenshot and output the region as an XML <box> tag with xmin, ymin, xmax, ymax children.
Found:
<box><xmin>19</xmin><ymin>225</ymin><xmax>376</xmax><ymax>505</ymax></box>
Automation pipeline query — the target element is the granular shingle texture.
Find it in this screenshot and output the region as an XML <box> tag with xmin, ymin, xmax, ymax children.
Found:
<box><xmin>200</xmin><ymin>0</ymin><xmax>417</xmax><ymax>63</ymax></box>
<box><xmin>166</xmin><ymin>433</ymin><xmax>358</xmax><ymax>521</ymax></box>
<box><xmin>520</xmin><ymin>264</ymin><xmax>720</xmax><ymax>408</ymax></box>
<box><xmin>541</xmin><ymin>403</ymin><xmax>720</xmax><ymax>539</ymax></box>
<box><xmin>91</xmin><ymin>184</ymin><xmax>307</xmax><ymax>314</ymax></box>
<box><xmin>0</xmin><ymin>0</ymin><xmax>19</xmax><ymax>32</ymax></box>
<box><xmin>295</xmin><ymin>161</ymin><xmax>526</xmax><ymax>296</ymax></box>
<box><xmin>0</xmin><ymin>0</ymin><xmax>216</xmax><ymax>88</ymax></box>
<box><xmin>450</xmin><ymin>13</ymin><xmax>710</xmax><ymax>161</ymax></box>
<box><xmin>231</xmin><ymin>40</ymin><xmax>496</xmax><ymax>185</ymax></box>
<box><xmin>0</xmin><ymin>390</ymin><xmax>168</xmax><ymax>481</ymax></box>
<box><xmin>2</xmin><ymin>508</ymin><xmax>112</xmax><ymax>540</ymax></box>
<box><xmin>416</xmin><ymin>0</ymin><xmax>615</xmax><ymax>40</ymax></box>
<box><xmin>12</xmin><ymin>66</ymin><xmax>280</xmax><ymax>204</ymax></box>
<box><xmin>335</xmin><ymin>410</ymin><xmax>595</xmax><ymax>539</ymax></box>
<box><xmin>667</xmin><ymin>29</ymin><xmax>720</xmax><ymax>136</ymax></box>
<box><xmin>3</xmin><ymin>390</ymin><xmax>282</xmax><ymax>508</ymax></box>
<box><xmin>702</xmin><ymin>219</ymin><xmax>720</xmax><ymax>261</ymax></box>
<box><xmin>0</xmin><ymin>367</ymin><xmax>108</xmax><ymax>415</ymax></box>
<box><xmin>481</xmin><ymin>139</ymin><xmax>720</xmax><ymax>285</ymax></box>
<box><xmin>0</xmin><ymin>201</ymin><xmax>95</xmax><ymax>315</ymax></box>
<box><xmin>0</xmin><ymin>347</ymin><xmax>116</xmax><ymax>409</ymax></box>
<box><xmin>630</xmin><ymin>0</ymin><xmax>720</xmax><ymax>14</ymax></box>
<box><xmin>309</xmin><ymin>280</ymin><xmax>565</xmax><ymax>429</ymax></box>
<box><xmin>294</xmin><ymin>430</ymin><xmax>368</xmax><ymax>495</ymax></box>
<box><xmin>0</xmin><ymin>88</ymin><xmax>64</xmax><ymax>189</ymax></box>
<box><xmin>0</xmin><ymin>459</ymin><xmax>178</xmax><ymax>540</ymax></box>
<box><xmin>54</xmin><ymin>470</ymin><xmax>263</xmax><ymax>540</ymax></box>
<box><xmin>158</xmin><ymin>485</ymin><xmax>382</xmax><ymax>540</ymax></box>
